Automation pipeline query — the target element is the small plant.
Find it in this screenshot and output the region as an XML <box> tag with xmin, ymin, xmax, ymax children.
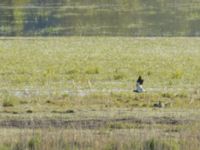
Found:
<box><xmin>161</xmin><ymin>93</ymin><xmax>174</xmax><ymax>99</ymax></box>
<box><xmin>107</xmin><ymin>122</ymin><xmax>134</xmax><ymax>129</ymax></box>
<box><xmin>65</xmin><ymin>109</ymin><xmax>75</xmax><ymax>113</ymax></box>
<box><xmin>147</xmin><ymin>71</ymin><xmax>152</xmax><ymax>76</ymax></box>
<box><xmin>2</xmin><ymin>99</ymin><xmax>14</xmax><ymax>107</ymax></box>
<box><xmin>62</xmin><ymin>93</ymin><xmax>69</xmax><ymax>98</ymax></box>
<box><xmin>66</xmin><ymin>69</ymin><xmax>78</xmax><ymax>74</ymax></box>
<box><xmin>26</xmin><ymin>110</ymin><xmax>33</xmax><ymax>113</ymax></box>
<box><xmin>19</xmin><ymin>100</ymin><xmax>28</xmax><ymax>104</ymax></box>
<box><xmin>28</xmin><ymin>136</ymin><xmax>41</xmax><ymax>150</ymax></box>
<box><xmin>144</xmin><ymin>138</ymin><xmax>179</xmax><ymax>150</ymax></box>
<box><xmin>2</xmin><ymin>94</ymin><xmax>20</xmax><ymax>107</ymax></box>
<box><xmin>104</xmin><ymin>142</ymin><xmax>118</xmax><ymax>150</ymax></box>
<box><xmin>85</xmin><ymin>66</ymin><xmax>99</xmax><ymax>74</ymax></box>
<box><xmin>171</xmin><ymin>70</ymin><xmax>183</xmax><ymax>79</ymax></box>
<box><xmin>175</xmin><ymin>92</ymin><xmax>188</xmax><ymax>98</ymax></box>
<box><xmin>168</xmin><ymin>80</ymin><xmax>173</xmax><ymax>86</ymax></box>
<box><xmin>113</xmin><ymin>73</ymin><xmax>125</xmax><ymax>80</ymax></box>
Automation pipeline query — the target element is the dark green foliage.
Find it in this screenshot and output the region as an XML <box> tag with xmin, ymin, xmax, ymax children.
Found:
<box><xmin>26</xmin><ymin>110</ymin><xmax>33</xmax><ymax>113</ymax></box>
<box><xmin>2</xmin><ymin>100</ymin><xmax>14</xmax><ymax>107</ymax></box>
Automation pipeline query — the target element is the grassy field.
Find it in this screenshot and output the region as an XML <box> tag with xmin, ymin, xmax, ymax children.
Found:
<box><xmin>0</xmin><ymin>37</ymin><xmax>200</xmax><ymax>149</ymax></box>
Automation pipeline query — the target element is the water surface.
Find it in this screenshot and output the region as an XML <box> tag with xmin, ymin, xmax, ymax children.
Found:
<box><xmin>0</xmin><ymin>0</ymin><xmax>200</xmax><ymax>36</ymax></box>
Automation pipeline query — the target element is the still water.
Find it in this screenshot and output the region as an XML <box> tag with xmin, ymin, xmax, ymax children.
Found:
<box><xmin>0</xmin><ymin>0</ymin><xmax>200</xmax><ymax>36</ymax></box>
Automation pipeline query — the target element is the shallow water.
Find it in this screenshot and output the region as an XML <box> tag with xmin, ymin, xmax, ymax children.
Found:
<box><xmin>0</xmin><ymin>0</ymin><xmax>200</xmax><ymax>36</ymax></box>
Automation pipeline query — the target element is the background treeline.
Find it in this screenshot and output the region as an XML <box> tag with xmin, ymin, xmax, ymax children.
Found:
<box><xmin>0</xmin><ymin>0</ymin><xmax>200</xmax><ymax>36</ymax></box>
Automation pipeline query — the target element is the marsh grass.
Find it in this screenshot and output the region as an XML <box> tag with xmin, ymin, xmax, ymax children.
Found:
<box><xmin>0</xmin><ymin>37</ymin><xmax>200</xmax><ymax>89</ymax></box>
<box><xmin>0</xmin><ymin>89</ymin><xmax>199</xmax><ymax>115</ymax></box>
<box><xmin>85</xmin><ymin>66</ymin><xmax>100</xmax><ymax>74</ymax></box>
<box><xmin>0</xmin><ymin>122</ymin><xmax>200</xmax><ymax>150</ymax></box>
<box><xmin>1</xmin><ymin>94</ymin><xmax>20</xmax><ymax>107</ymax></box>
<box><xmin>0</xmin><ymin>37</ymin><xmax>200</xmax><ymax>149</ymax></box>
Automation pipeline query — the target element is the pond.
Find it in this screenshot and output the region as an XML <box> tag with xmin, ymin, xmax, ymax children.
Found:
<box><xmin>0</xmin><ymin>0</ymin><xmax>200</xmax><ymax>36</ymax></box>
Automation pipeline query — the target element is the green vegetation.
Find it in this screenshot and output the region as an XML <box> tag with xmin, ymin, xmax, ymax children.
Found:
<box><xmin>0</xmin><ymin>37</ymin><xmax>199</xmax><ymax>112</ymax></box>
<box><xmin>0</xmin><ymin>37</ymin><xmax>200</xmax><ymax>149</ymax></box>
<box><xmin>0</xmin><ymin>37</ymin><xmax>200</xmax><ymax>88</ymax></box>
<box><xmin>0</xmin><ymin>37</ymin><xmax>200</xmax><ymax>111</ymax></box>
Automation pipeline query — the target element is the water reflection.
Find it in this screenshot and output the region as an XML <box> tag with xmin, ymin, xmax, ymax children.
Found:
<box><xmin>0</xmin><ymin>0</ymin><xmax>200</xmax><ymax>36</ymax></box>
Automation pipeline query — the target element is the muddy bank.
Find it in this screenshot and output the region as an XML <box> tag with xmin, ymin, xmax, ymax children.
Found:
<box><xmin>0</xmin><ymin>116</ymin><xmax>195</xmax><ymax>129</ymax></box>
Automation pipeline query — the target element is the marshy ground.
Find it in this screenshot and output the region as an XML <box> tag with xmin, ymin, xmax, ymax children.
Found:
<box><xmin>0</xmin><ymin>37</ymin><xmax>200</xmax><ymax>149</ymax></box>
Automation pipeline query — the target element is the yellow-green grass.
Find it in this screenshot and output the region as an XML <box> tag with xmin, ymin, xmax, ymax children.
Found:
<box><xmin>0</xmin><ymin>37</ymin><xmax>200</xmax><ymax>150</ymax></box>
<box><xmin>0</xmin><ymin>91</ymin><xmax>200</xmax><ymax>115</ymax></box>
<box><xmin>0</xmin><ymin>37</ymin><xmax>200</xmax><ymax>89</ymax></box>
<box><xmin>0</xmin><ymin>37</ymin><xmax>200</xmax><ymax>113</ymax></box>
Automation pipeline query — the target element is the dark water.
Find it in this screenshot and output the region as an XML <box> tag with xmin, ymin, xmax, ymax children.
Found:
<box><xmin>0</xmin><ymin>0</ymin><xmax>200</xmax><ymax>36</ymax></box>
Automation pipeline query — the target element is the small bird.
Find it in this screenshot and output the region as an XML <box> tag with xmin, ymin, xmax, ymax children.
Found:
<box><xmin>134</xmin><ymin>76</ymin><xmax>145</xmax><ymax>93</ymax></box>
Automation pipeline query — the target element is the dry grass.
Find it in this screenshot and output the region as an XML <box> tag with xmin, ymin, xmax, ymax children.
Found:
<box><xmin>0</xmin><ymin>121</ymin><xmax>200</xmax><ymax>150</ymax></box>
